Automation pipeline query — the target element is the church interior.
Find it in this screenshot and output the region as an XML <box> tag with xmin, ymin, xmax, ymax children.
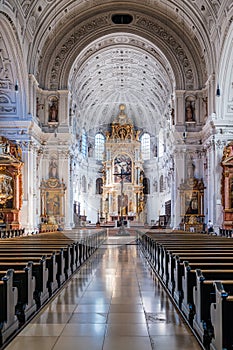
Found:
<box><xmin>0</xmin><ymin>1</ymin><xmax>233</xmax><ymax>350</ymax></box>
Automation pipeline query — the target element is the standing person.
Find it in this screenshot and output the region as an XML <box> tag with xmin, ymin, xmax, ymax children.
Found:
<box><xmin>207</xmin><ymin>220</ymin><xmax>214</xmax><ymax>234</ymax></box>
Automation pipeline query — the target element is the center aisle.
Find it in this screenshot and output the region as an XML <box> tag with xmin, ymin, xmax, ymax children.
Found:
<box><xmin>5</xmin><ymin>232</ymin><xmax>202</xmax><ymax>350</ymax></box>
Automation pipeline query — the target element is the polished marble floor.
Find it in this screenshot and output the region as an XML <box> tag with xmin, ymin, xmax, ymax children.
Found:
<box><xmin>4</xmin><ymin>234</ymin><xmax>202</xmax><ymax>350</ymax></box>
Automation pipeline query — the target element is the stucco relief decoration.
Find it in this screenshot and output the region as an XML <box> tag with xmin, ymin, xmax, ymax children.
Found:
<box><xmin>0</xmin><ymin>95</ymin><xmax>16</xmax><ymax>115</ymax></box>
<box><xmin>28</xmin><ymin>16</ymin><xmax>37</xmax><ymax>34</ymax></box>
<box><xmin>0</xmin><ymin>37</ymin><xmax>14</xmax><ymax>88</ymax></box>
<box><xmin>48</xmin><ymin>15</ymin><xmax>109</xmax><ymax>89</ymax></box>
<box><xmin>135</xmin><ymin>16</ymin><xmax>194</xmax><ymax>88</ymax></box>
<box><xmin>0</xmin><ymin>39</ymin><xmax>17</xmax><ymax>115</ymax></box>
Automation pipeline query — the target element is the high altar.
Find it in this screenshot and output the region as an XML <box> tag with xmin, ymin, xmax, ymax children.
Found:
<box><xmin>101</xmin><ymin>104</ymin><xmax>145</xmax><ymax>223</ymax></box>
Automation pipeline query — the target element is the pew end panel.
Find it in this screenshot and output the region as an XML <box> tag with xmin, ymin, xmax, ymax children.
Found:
<box><xmin>193</xmin><ymin>271</ymin><xmax>215</xmax><ymax>348</ymax></box>
<box><xmin>210</xmin><ymin>281</ymin><xmax>233</xmax><ymax>350</ymax></box>
<box><xmin>181</xmin><ymin>261</ymin><xmax>197</xmax><ymax>325</ymax></box>
<box><xmin>0</xmin><ymin>270</ymin><xmax>18</xmax><ymax>345</ymax></box>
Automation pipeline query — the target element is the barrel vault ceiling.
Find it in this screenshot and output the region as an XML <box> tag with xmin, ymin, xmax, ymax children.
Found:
<box><xmin>17</xmin><ymin>0</ymin><xmax>226</xmax><ymax>133</ymax></box>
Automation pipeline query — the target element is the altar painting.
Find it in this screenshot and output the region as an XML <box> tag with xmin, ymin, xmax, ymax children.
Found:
<box><xmin>114</xmin><ymin>154</ymin><xmax>132</xmax><ymax>183</ymax></box>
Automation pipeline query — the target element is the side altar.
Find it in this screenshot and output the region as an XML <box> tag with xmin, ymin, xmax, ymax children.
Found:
<box><xmin>40</xmin><ymin>177</ymin><xmax>66</xmax><ymax>230</ymax></box>
<box><xmin>221</xmin><ymin>142</ymin><xmax>233</xmax><ymax>229</ymax></box>
<box><xmin>0</xmin><ymin>136</ymin><xmax>23</xmax><ymax>229</ymax></box>
<box><xmin>179</xmin><ymin>162</ymin><xmax>205</xmax><ymax>232</ymax></box>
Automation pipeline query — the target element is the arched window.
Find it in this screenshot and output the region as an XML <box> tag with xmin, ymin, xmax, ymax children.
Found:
<box><xmin>81</xmin><ymin>129</ymin><xmax>87</xmax><ymax>157</ymax></box>
<box><xmin>96</xmin><ymin>178</ymin><xmax>103</xmax><ymax>194</ymax></box>
<box><xmin>143</xmin><ymin>177</ymin><xmax>150</xmax><ymax>194</ymax></box>
<box><xmin>141</xmin><ymin>133</ymin><xmax>150</xmax><ymax>160</ymax></box>
<box><xmin>95</xmin><ymin>133</ymin><xmax>105</xmax><ymax>160</ymax></box>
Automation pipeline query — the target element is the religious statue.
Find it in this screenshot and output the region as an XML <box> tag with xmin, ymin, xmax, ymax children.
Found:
<box><xmin>187</xmin><ymin>161</ymin><xmax>195</xmax><ymax>179</ymax></box>
<box><xmin>49</xmin><ymin>159</ymin><xmax>58</xmax><ymax>178</ymax></box>
<box><xmin>49</xmin><ymin>101</ymin><xmax>58</xmax><ymax>122</ymax></box>
<box><xmin>185</xmin><ymin>101</ymin><xmax>195</xmax><ymax>122</ymax></box>
<box><xmin>135</xmin><ymin>130</ymin><xmax>140</xmax><ymax>140</ymax></box>
<box><xmin>138</xmin><ymin>193</ymin><xmax>144</xmax><ymax>213</ymax></box>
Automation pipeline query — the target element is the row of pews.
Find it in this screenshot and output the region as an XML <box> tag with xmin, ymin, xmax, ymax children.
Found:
<box><xmin>0</xmin><ymin>229</ymin><xmax>106</xmax><ymax>347</ymax></box>
<box><xmin>0</xmin><ymin>228</ymin><xmax>25</xmax><ymax>239</ymax></box>
<box><xmin>137</xmin><ymin>231</ymin><xmax>233</xmax><ymax>350</ymax></box>
<box><xmin>219</xmin><ymin>228</ymin><xmax>233</xmax><ymax>238</ymax></box>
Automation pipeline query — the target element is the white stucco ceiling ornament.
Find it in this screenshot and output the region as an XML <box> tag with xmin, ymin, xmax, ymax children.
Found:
<box><xmin>28</xmin><ymin>1</ymin><xmax>216</xmax><ymax>136</ymax></box>
<box><xmin>69</xmin><ymin>33</ymin><xmax>175</xmax><ymax>133</ymax></box>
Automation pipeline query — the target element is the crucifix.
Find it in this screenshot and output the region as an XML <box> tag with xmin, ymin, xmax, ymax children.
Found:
<box><xmin>113</xmin><ymin>166</ymin><xmax>131</xmax><ymax>236</ymax></box>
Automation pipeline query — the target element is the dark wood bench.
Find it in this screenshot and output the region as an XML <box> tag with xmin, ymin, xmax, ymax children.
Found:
<box><xmin>0</xmin><ymin>270</ymin><xmax>18</xmax><ymax>345</ymax></box>
<box><xmin>171</xmin><ymin>255</ymin><xmax>233</xmax><ymax>304</ymax></box>
<box><xmin>210</xmin><ymin>281</ymin><xmax>233</xmax><ymax>350</ymax></box>
<box><xmin>0</xmin><ymin>260</ymin><xmax>49</xmax><ymax>309</ymax></box>
<box><xmin>137</xmin><ymin>232</ymin><xmax>233</xmax><ymax>350</ymax></box>
<box><xmin>192</xmin><ymin>272</ymin><xmax>233</xmax><ymax>348</ymax></box>
<box><xmin>161</xmin><ymin>247</ymin><xmax>233</xmax><ymax>288</ymax></box>
<box><xmin>0</xmin><ymin>242</ymin><xmax>79</xmax><ymax>276</ymax></box>
<box><xmin>0</xmin><ymin>264</ymin><xmax>37</xmax><ymax>326</ymax></box>
<box><xmin>181</xmin><ymin>261</ymin><xmax>233</xmax><ymax>320</ymax></box>
<box><xmin>0</xmin><ymin>247</ymin><xmax>70</xmax><ymax>286</ymax></box>
<box><xmin>0</xmin><ymin>229</ymin><xmax>107</xmax><ymax>348</ymax></box>
<box><xmin>0</xmin><ymin>253</ymin><xmax>58</xmax><ymax>297</ymax></box>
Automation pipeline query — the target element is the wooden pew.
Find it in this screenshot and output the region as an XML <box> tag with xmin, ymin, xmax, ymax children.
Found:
<box><xmin>0</xmin><ymin>264</ymin><xmax>36</xmax><ymax>326</ymax></box>
<box><xmin>0</xmin><ymin>230</ymin><xmax>107</xmax><ymax>348</ymax></box>
<box><xmin>210</xmin><ymin>281</ymin><xmax>233</xmax><ymax>350</ymax></box>
<box><xmin>181</xmin><ymin>262</ymin><xmax>233</xmax><ymax>322</ymax></box>
<box><xmin>0</xmin><ymin>270</ymin><xmax>18</xmax><ymax>345</ymax></box>
<box><xmin>0</xmin><ymin>242</ymin><xmax>76</xmax><ymax>275</ymax></box>
<box><xmin>0</xmin><ymin>260</ymin><xmax>49</xmax><ymax>309</ymax></box>
<box><xmin>0</xmin><ymin>253</ymin><xmax>58</xmax><ymax>297</ymax></box>
<box><xmin>192</xmin><ymin>272</ymin><xmax>233</xmax><ymax>348</ymax></box>
<box><xmin>137</xmin><ymin>232</ymin><xmax>233</xmax><ymax>350</ymax></box>
<box><xmin>171</xmin><ymin>255</ymin><xmax>233</xmax><ymax>305</ymax></box>
<box><xmin>0</xmin><ymin>247</ymin><xmax>68</xmax><ymax>288</ymax></box>
<box><xmin>193</xmin><ymin>270</ymin><xmax>233</xmax><ymax>347</ymax></box>
<box><xmin>161</xmin><ymin>247</ymin><xmax>233</xmax><ymax>288</ymax></box>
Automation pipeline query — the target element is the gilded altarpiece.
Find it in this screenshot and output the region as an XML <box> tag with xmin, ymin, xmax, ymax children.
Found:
<box><xmin>221</xmin><ymin>142</ymin><xmax>233</xmax><ymax>228</ymax></box>
<box><xmin>0</xmin><ymin>137</ymin><xmax>23</xmax><ymax>229</ymax></box>
<box><xmin>102</xmin><ymin>104</ymin><xmax>144</xmax><ymax>223</ymax></box>
<box><xmin>40</xmin><ymin>178</ymin><xmax>66</xmax><ymax>231</ymax></box>
<box><xmin>179</xmin><ymin>177</ymin><xmax>205</xmax><ymax>232</ymax></box>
